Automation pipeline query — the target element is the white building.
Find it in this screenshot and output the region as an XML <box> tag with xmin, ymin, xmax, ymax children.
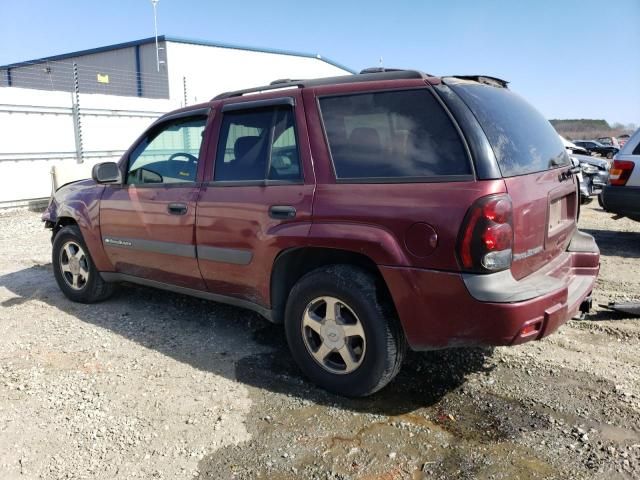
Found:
<box><xmin>0</xmin><ymin>36</ymin><xmax>353</xmax><ymax>206</ymax></box>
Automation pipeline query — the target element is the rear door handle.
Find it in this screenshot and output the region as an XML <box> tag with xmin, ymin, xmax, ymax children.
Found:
<box><xmin>168</xmin><ymin>203</ymin><xmax>188</xmax><ymax>215</ymax></box>
<box><xmin>269</xmin><ymin>205</ymin><xmax>296</xmax><ymax>219</ymax></box>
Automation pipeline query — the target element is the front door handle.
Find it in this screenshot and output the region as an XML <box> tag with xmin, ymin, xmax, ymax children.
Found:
<box><xmin>269</xmin><ymin>205</ymin><xmax>296</xmax><ymax>219</ymax></box>
<box><xmin>168</xmin><ymin>202</ymin><xmax>188</xmax><ymax>215</ymax></box>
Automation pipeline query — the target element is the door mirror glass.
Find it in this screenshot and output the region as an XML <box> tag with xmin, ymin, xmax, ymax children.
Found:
<box><xmin>92</xmin><ymin>162</ymin><xmax>121</xmax><ymax>183</ymax></box>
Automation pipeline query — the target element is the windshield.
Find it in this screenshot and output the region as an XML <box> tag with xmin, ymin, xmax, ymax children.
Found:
<box><xmin>449</xmin><ymin>81</ymin><xmax>570</xmax><ymax>177</ymax></box>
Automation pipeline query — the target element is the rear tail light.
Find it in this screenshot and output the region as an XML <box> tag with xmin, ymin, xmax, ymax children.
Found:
<box><xmin>457</xmin><ymin>194</ymin><xmax>513</xmax><ymax>273</ymax></box>
<box><xmin>609</xmin><ymin>160</ymin><xmax>635</xmax><ymax>186</ymax></box>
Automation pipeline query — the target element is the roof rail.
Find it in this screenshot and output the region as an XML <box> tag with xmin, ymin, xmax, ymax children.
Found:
<box><xmin>359</xmin><ymin>67</ymin><xmax>433</xmax><ymax>77</ymax></box>
<box><xmin>270</xmin><ymin>78</ymin><xmax>303</xmax><ymax>85</ymax></box>
<box><xmin>213</xmin><ymin>81</ymin><xmax>305</xmax><ymax>100</ymax></box>
<box><xmin>451</xmin><ymin>75</ymin><xmax>509</xmax><ymax>88</ymax></box>
<box><xmin>212</xmin><ymin>69</ymin><xmax>430</xmax><ymax>101</ymax></box>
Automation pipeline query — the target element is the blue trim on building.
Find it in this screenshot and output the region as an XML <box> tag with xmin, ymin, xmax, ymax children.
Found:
<box><xmin>0</xmin><ymin>35</ymin><xmax>356</xmax><ymax>74</ymax></box>
<box><xmin>134</xmin><ymin>45</ymin><xmax>142</xmax><ymax>97</ymax></box>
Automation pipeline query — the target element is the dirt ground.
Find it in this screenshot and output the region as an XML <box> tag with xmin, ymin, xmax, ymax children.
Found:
<box><xmin>0</xmin><ymin>202</ymin><xmax>639</xmax><ymax>480</ymax></box>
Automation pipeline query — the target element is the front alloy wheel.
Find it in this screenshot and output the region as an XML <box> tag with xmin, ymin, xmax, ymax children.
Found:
<box><xmin>59</xmin><ymin>240</ymin><xmax>90</xmax><ymax>290</ymax></box>
<box><xmin>52</xmin><ymin>225</ymin><xmax>114</xmax><ymax>303</ymax></box>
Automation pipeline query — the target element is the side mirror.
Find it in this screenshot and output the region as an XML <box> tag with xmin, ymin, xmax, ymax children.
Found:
<box><xmin>92</xmin><ymin>162</ymin><xmax>121</xmax><ymax>184</ymax></box>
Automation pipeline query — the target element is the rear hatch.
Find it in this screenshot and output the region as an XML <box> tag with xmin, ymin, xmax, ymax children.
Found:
<box><xmin>448</xmin><ymin>80</ymin><xmax>577</xmax><ymax>280</ymax></box>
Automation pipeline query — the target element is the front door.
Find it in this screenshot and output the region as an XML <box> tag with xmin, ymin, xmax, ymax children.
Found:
<box><xmin>100</xmin><ymin>110</ymin><xmax>209</xmax><ymax>290</ymax></box>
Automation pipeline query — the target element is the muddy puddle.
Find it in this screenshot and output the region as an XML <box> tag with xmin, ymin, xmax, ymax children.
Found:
<box><xmin>196</xmin><ymin>338</ymin><xmax>572</xmax><ymax>479</ymax></box>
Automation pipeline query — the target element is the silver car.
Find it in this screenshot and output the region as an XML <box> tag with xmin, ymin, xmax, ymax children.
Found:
<box><xmin>602</xmin><ymin>128</ymin><xmax>640</xmax><ymax>221</ymax></box>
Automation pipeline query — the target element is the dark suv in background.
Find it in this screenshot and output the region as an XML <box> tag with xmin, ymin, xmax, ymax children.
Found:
<box><xmin>574</xmin><ymin>140</ymin><xmax>619</xmax><ymax>159</ymax></box>
<box><xmin>43</xmin><ymin>69</ymin><xmax>600</xmax><ymax>396</ymax></box>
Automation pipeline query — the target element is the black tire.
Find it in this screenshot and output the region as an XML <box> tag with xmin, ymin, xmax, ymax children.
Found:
<box><xmin>598</xmin><ymin>192</ymin><xmax>606</xmax><ymax>210</ymax></box>
<box><xmin>284</xmin><ymin>265</ymin><xmax>405</xmax><ymax>397</ymax></box>
<box><xmin>52</xmin><ymin>225</ymin><xmax>114</xmax><ymax>303</ymax></box>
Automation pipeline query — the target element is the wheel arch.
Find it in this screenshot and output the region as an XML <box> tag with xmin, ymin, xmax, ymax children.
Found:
<box><xmin>270</xmin><ymin>247</ymin><xmax>397</xmax><ymax>324</ymax></box>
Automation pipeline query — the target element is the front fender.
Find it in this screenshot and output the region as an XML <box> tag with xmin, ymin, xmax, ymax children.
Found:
<box><xmin>308</xmin><ymin>222</ymin><xmax>409</xmax><ymax>266</ymax></box>
<box><xmin>43</xmin><ymin>181</ymin><xmax>112</xmax><ymax>271</ymax></box>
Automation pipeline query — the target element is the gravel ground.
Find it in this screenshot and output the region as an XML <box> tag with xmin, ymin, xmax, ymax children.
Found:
<box><xmin>0</xmin><ymin>202</ymin><xmax>639</xmax><ymax>479</ymax></box>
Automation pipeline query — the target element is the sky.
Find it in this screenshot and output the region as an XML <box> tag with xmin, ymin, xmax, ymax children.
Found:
<box><xmin>1</xmin><ymin>0</ymin><xmax>639</xmax><ymax>125</ymax></box>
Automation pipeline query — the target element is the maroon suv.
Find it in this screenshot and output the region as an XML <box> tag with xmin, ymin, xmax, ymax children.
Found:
<box><xmin>43</xmin><ymin>69</ymin><xmax>600</xmax><ymax>397</ymax></box>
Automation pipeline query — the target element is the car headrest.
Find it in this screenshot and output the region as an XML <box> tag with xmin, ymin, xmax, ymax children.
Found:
<box><xmin>234</xmin><ymin>136</ymin><xmax>261</xmax><ymax>160</ymax></box>
<box><xmin>349</xmin><ymin>127</ymin><xmax>381</xmax><ymax>150</ymax></box>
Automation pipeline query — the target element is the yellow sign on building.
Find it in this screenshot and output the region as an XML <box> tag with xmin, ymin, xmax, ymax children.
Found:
<box><xmin>96</xmin><ymin>73</ymin><xmax>110</xmax><ymax>84</ymax></box>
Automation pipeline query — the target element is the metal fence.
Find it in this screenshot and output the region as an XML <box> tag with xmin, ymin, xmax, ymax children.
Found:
<box><xmin>0</xmin><ymin>68</ymin><xmax>177</xmax><ymax>205</ymax></box>
<box><xmin>1</xmin><ymin>59</ymin><xmax>170</xmax><ymax>99</ymax></box>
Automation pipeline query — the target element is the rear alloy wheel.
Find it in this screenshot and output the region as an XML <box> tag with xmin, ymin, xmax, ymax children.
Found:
<box><xmin>301</xmin><ymin>296</ymin><xmax>366</xmax><ymax>375</ymax></box>
<box><xmin>285</xmin><ymin>265</ymin><xmax>405</xmax><ymax>397</ymax></box>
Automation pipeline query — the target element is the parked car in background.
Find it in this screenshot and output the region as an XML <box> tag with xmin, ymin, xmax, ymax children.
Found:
<box><xmin>602</xmin><ymin>128</ymin><xmax>640</xmax><ymax>221</ymax></box>
<box><xmin>597</xmin><ymin>136</ymin><xmax>620</xmax><ymax>149</ymax></box>
<box><xmin>561</xmin><ymin>136</ymin><xmax>590</xmax><ymax>156</ymax></box>
<box><xmin>570</xmin><ymin>154</ymin><xmax>609</xmax><ymax>204</ymax></box>
<box><xmin>41</xmin><ymin>69</ymin><xmax>600</xmax><ymax>396</ymax></box>
<box><xmin>574</xmin><ymin>140</ymin><xmax>619</xmax><ymax>159</ymax></box>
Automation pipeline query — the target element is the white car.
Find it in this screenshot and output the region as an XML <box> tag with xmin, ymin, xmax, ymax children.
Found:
<box><xmin>602</xmin><ymin>128</ymin><xmax>640</xmax><ymax>221</ymax></box>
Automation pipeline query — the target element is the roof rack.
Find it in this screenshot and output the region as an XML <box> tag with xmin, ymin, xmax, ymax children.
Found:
<box><xmin>450</xmin><ymin>75</ymin><xmax>509</xmax><ymax>88</ymax></box>
<box><xmin>359</xmin><ymin>67</ymin><xmax>434</xmax><ymax>76</ymax></box>
<box><xmin>212</xmin><ymin>68</ymin><xmax>429</xmax><ymax>100</ymax></box>
<box><xmin>270</xmin><ymin>78</ymin><xmax>303</xmax><ymax>85</ymax></box>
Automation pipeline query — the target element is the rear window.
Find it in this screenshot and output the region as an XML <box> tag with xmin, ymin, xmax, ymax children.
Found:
<box><xmin>449</xmin><ymin>82</ymin><xmax>570</xmax><ymax>177</ymax></box>
<box><xmin>318</xmin><ymin>89</ymin><xmax>471</xmax><ymax>181</ymax></box>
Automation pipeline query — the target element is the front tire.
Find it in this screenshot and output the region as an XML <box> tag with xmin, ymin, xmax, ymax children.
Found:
<box><xmin>284</xmin><ymin>265</ymin><xmax>405</xmax><ymax>397</ymax></box>
<box><xmin>52</xmin><ymin>225</ymin><xmax>114</xmax><ymax>303</ymax></box>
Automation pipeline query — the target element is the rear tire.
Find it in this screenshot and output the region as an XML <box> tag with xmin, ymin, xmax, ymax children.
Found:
<box><xmin>52</xmin><ymin>225</ymin><xmax>114</xmax><ymax>303</ymax></box>
<box><xmin>284</xmin><ymin>265</ymin><xmax>405</xmax><ymax>397</ymax></box>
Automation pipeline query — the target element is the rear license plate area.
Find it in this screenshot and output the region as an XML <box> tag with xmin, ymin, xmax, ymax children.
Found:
<box><xmin>548</xmin><ymin>197</ymin><xmax>564</xmax><ymax>232</ymax></box>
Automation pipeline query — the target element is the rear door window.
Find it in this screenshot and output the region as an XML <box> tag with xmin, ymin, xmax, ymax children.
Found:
<box><xmin>318</xmin><ymin>89</ymin><xmax>471</xmax><ymax>181</ymax></box>
<box><xmin>449</xmin><ymin>82</ymin><xmax>570</xmax><ymax>177</ymax></box>
<box><xmin>214</xmin><ymin>106</ymin><xmax>301</xmax><ymax>182</ymax></box>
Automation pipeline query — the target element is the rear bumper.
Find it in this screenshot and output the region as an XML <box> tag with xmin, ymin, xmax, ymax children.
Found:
<box><xmin>380</xmin><ymin>230</ymin><xmax>599</xmax><ymax>350</ymax></box>
<box><xmin>602</xmin><ymin>185</ymin><xmax>640</xmax><ymax>220</ymax></box>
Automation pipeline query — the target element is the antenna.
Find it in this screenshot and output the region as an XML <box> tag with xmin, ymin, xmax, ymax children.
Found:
<box><xmin>151</xmin><ymin>0</ymin><xmax>161</xmax><ymax>72</ymax></box>
<box><xmin>379</xmin><ymin>56</ymin><xmax>384</xmax><ymax>68</ymax></box>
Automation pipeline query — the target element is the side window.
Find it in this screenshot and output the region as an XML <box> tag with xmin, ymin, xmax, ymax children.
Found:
<box><xmin>127</xmin><ymin>116</ymin><xmax>206</xmax><ymax>185</ymax></box>
<box><xmin>214</xmin><ymin>106</ymin><xmax>301</xmax><ymax>182</ymax></box>
<box><xmin>318</xmin><ymin>89</ymin><xmax>471</xmax><ymax>180</ymax></box>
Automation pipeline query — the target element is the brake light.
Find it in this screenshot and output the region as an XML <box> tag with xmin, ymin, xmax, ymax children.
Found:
<box><xmin>609</xmin><ymin>160</ymin><xmax>635</xmax><ymax>186</ymax></box>
<box><xmin>457</xmin><ymin>194</ymin><xmax>513</xmax><ymax>273</ymax></box>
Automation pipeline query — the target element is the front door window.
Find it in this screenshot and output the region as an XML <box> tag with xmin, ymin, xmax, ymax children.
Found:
<box><xmin>127</xmin><ymin>116</ymin><xmax>207</xmax><ymax>185</ymax></box>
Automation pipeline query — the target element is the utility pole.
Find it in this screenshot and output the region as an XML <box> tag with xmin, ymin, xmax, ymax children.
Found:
<box><xmin>151</xmin><ymin>0</ymin><xmax>160</xmax><ymax>72</ymax></box>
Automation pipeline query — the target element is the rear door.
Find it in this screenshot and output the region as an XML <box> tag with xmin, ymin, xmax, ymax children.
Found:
<box><xmin>99</xmin><ymin>110</ymin><xmax>209</xmax><ymax>289</ymax></box>
<box><xmin>195</xmin><ymin>93</ymin><xmax>315</xmax><ymax>307</ymax></box>
<box><xmin>448</xmin><ymin>81</ymin><xmax>577</xmax><ymax>279</ymax></box>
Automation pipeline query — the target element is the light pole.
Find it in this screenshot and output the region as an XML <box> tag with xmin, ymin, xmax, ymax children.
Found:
<box><xmin>151</xmin><ymin>0</ymin><xmax>160</xmax><ymax>72</ymax></box>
